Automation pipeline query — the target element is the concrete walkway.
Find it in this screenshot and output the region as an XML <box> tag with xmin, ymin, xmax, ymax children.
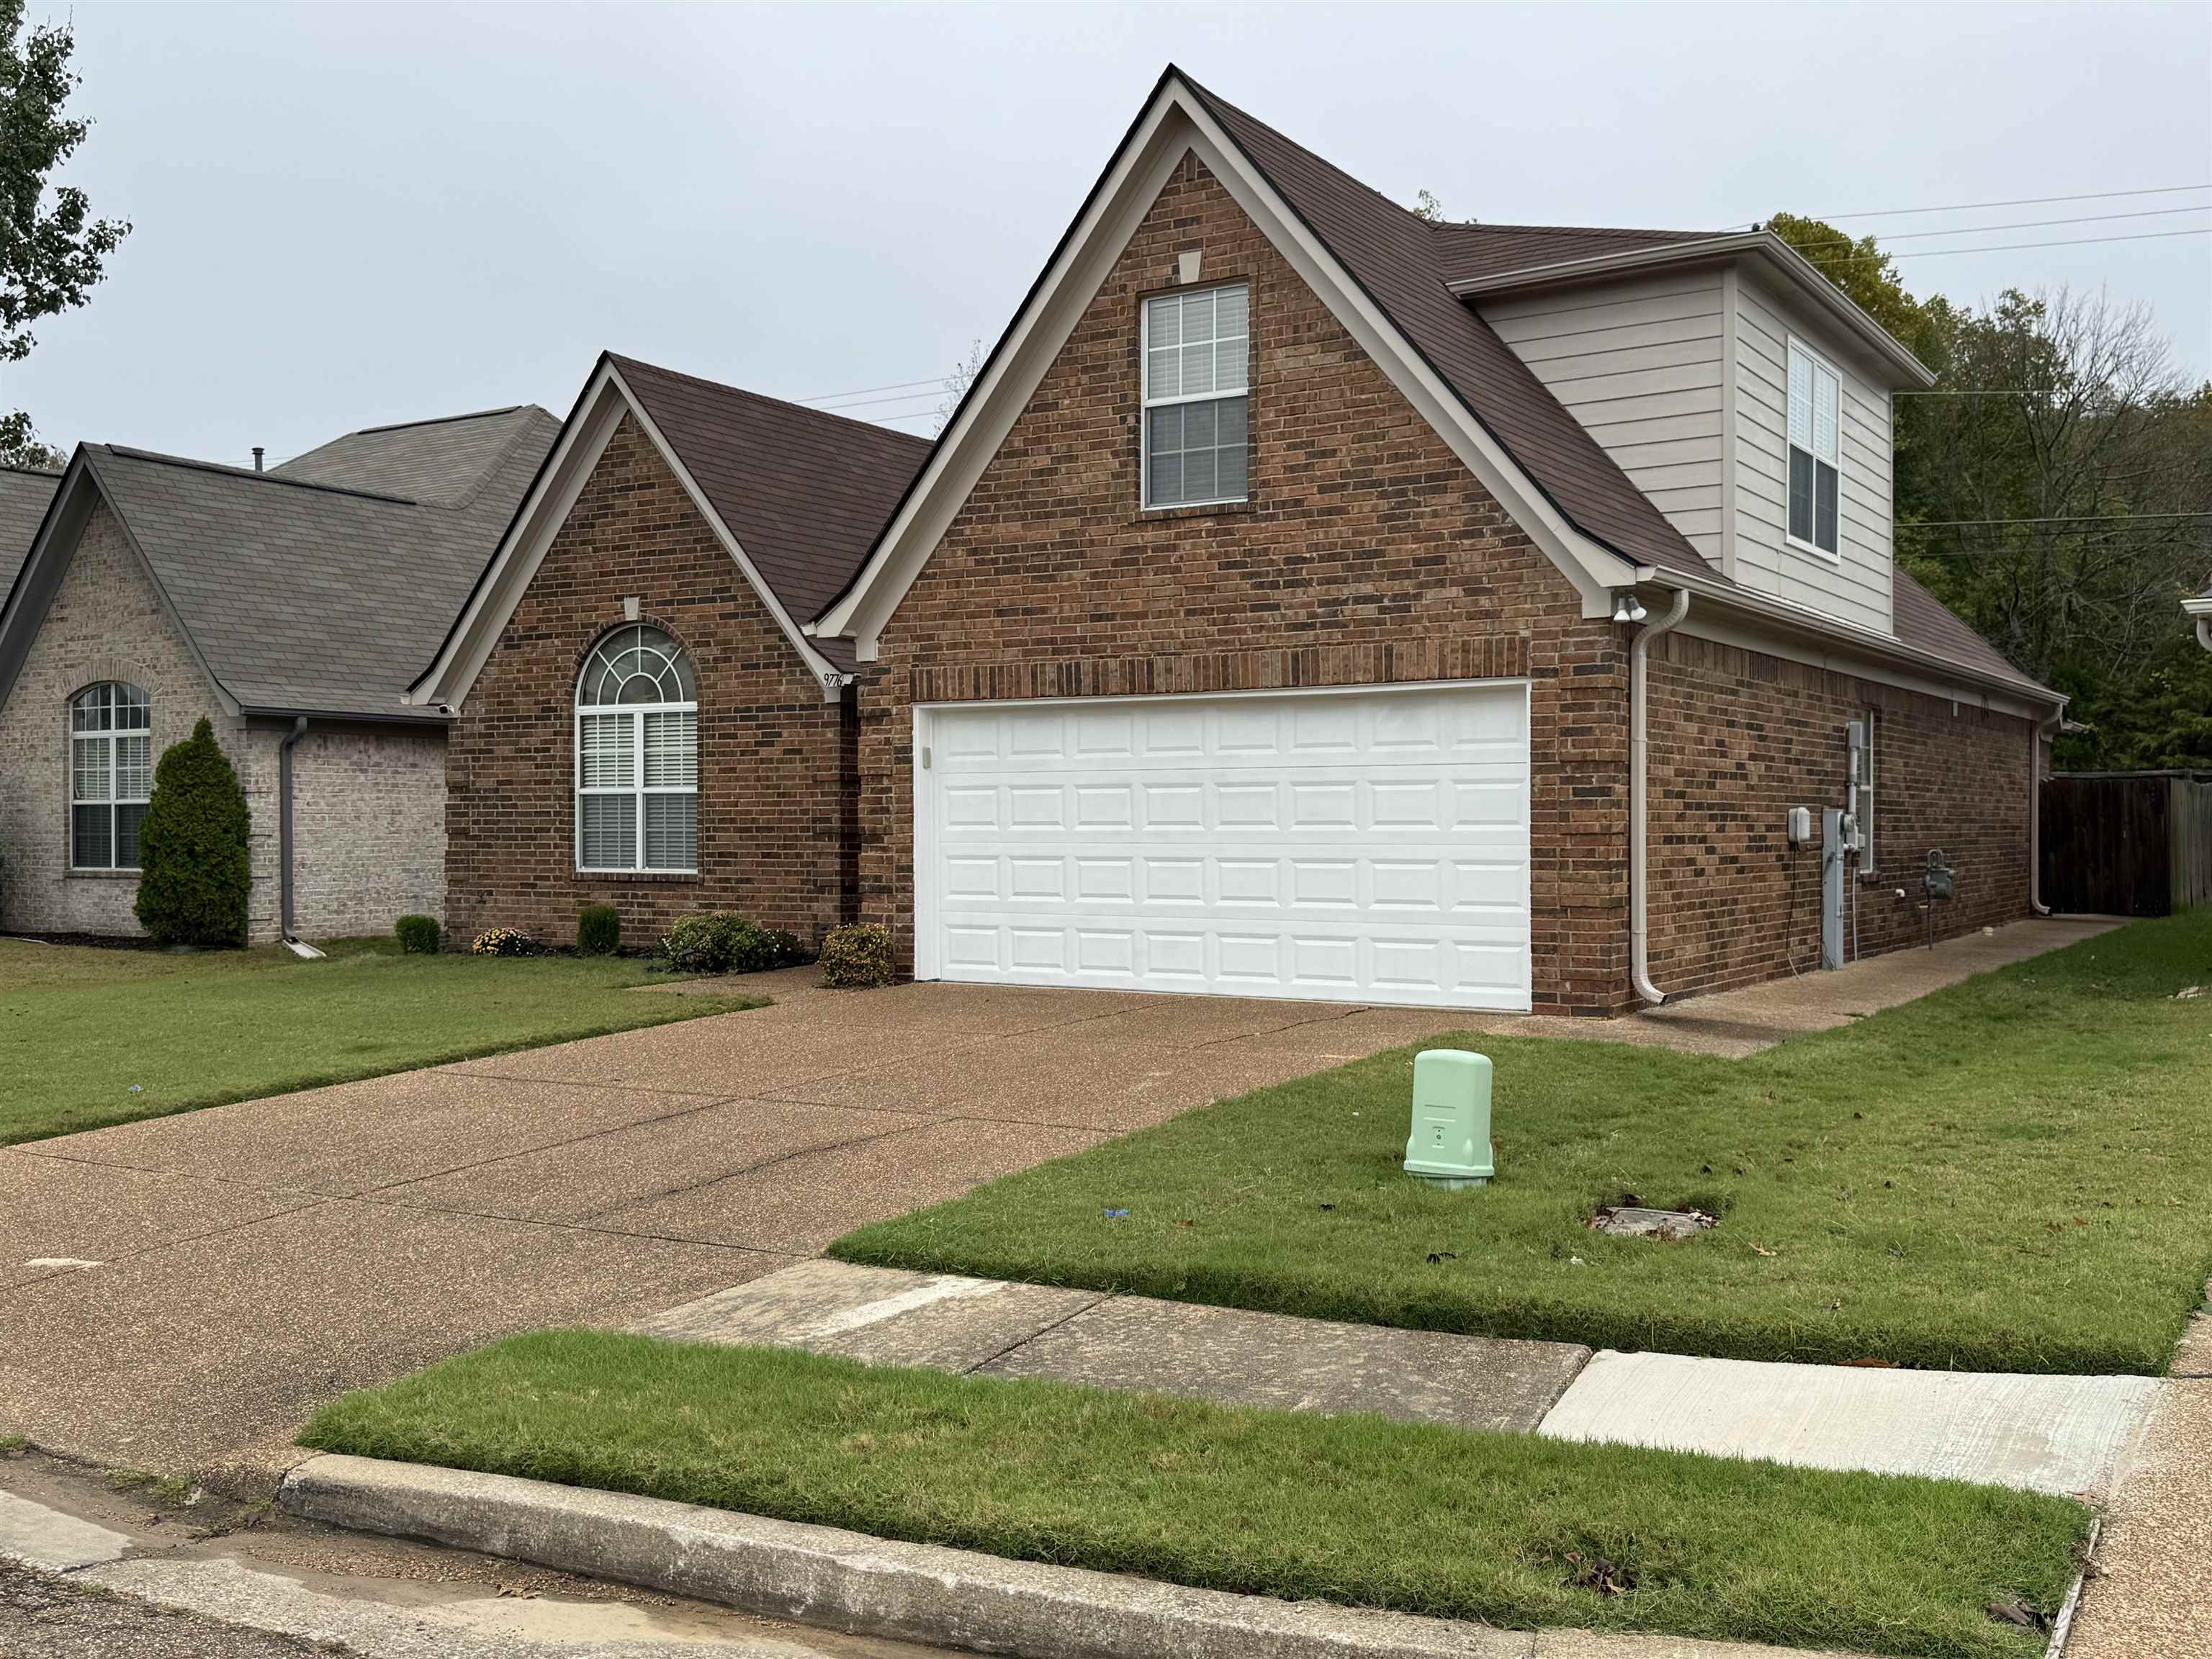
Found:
<box><xmin>640</xmin><ymin>1259</ymin><xmax>2163</xmax><ymax>1500</ymax></box>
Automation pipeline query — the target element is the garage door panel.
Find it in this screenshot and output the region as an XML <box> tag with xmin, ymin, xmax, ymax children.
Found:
<box><xmin>919</xmin><ymin>683</ymin><xmax>1532</xmax><ymax>1010</ymax></box>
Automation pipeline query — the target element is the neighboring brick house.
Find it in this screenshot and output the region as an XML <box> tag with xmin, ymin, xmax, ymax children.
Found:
<box><xmin>810</xmin><ymin>68</ymin><xmax>2065</xmax><ymax>1013</ymax></box>
<box><xmin>410</xmin><ymin>354</ymin><xmax>928</xmax><ymax>952</ymax></box>
<box><xmin>0</xmin><ymin>406</ymin><xmax>555</xmax><ymax>943</ymax></box>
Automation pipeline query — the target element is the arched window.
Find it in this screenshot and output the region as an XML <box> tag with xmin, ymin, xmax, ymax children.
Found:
<box><xmin>71</xmin><ymin>683</ymin><xmax>152</xmax><ymax>871</ymax></box>
<box><xmin>575</xmin><ymin>625</ymin><xmax>697</xmax><ymax>873</ymax></box>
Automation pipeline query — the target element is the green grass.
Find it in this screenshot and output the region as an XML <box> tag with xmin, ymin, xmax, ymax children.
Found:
<box><xmin>0</xmin><ymin>937</ymin><xmax>765</xmax><ymax>1146</ymax></box>
<box><xmin>835</xmin><ymin>911</ymin><xmax>2212</xmax><ymax>1375</ymax></box>
<box><xmin>300</xmin><ymin>1331</ymin><xmax>2087</xmax><ymax>1659</ymax></box>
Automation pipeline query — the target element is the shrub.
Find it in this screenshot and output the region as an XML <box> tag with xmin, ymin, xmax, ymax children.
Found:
<box><xmin>134</xmin><ymin>718</ymin><xmax>251</xmax><ymax>948</ymax></box>
<box><xmin>395</xmin><ymin>914</ymin><xmax>441</xmax><ymax>954</ymax></box>
<box><xmin>577</xmin><ymin>904</ymin><xmax>620</xmax><ymax>956</ymax></box>
<box><xmin>819</xmin><ymin>922</ymin><xmax>893</xmax><ymax>989</ymax></box>
<box><xmin>470</xmin><ymin>927</ymin><xmax>539</xmax><ymax>958</ymax></box>
<box><xmin>656</xmin><ymin>912</ymin><xmax>809</xmax><ymax>975</ymax></box>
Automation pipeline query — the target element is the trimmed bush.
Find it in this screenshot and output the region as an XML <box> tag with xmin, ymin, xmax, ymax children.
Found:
<box><xmin>656</xmin><ymin>912</ymin><xmax>809</xmax><ymax>976</ymax></box>
<box><xmin>395</xmin><ymin>914</ymin><xmax>441</xmax><ymax>954</ymax></box>
<box><xmin>134</xmin><ymin>718</ymin><xmax>251</xmax><ymax>949</ymax></box>
<box><xmin>471</xmin><ymin>927</ymin><xmax>539</xmax><ymax>958</ymax></box>
<box><xmin>577</xmin><ymin>904</ymin><xmax>620</xmax><ymax>956</ymax></box>
<box><xmin>819</xmin><ymin>922</ymin><xmax>893</xmax><ymax>989</ymax></box>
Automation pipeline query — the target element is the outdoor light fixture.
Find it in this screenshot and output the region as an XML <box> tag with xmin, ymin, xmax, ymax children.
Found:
<box><xmin>1611</xmin><ymin>590</ymin><xmax>1647</xmax><ymax>624</ymax></box>
<box><xmin>1403</xmin><ymin>1048</ymin><xmax>1494</xmax><ymax>1189</ymax></box>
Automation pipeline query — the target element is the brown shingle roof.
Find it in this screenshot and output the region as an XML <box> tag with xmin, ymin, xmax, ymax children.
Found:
<box><xmin>1892</xmin><ymin>566</ymin><xmax>2046</xmax><ymax>695</ymax></box>
<box><xmin>1181</xmin><ymin>72</ymin><xmax>1713</xmax><ymax>579</ymax></box>
<box><xmin>1429</xmin><ymin>222</ymin><xmax>1716</xmax><ymax>285</ymax></box>
<box><xmin>611</xmin><ymin>355</ymin><xmax>932</xmax><ymax>673</ymax></box>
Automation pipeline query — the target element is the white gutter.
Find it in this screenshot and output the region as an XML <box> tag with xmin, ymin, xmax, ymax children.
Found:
<box><xmin>2186</xmin><ymin>596</ymin><xmax>2212</xmax><ymax>652</ymax></box>
<box><xmin>2030</xmin><ymin>709</ymin><xmax>2062</xmax><ymax>916</ymax></box>
<box><xmin>1630</xmin><ymin>587</ymin><xmax>1691</xmax><ymax>1006</ymax></box>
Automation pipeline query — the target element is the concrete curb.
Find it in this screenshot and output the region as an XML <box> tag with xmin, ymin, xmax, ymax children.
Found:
<box><xmin>276</xmin><ymin>1452</ymin><xmax>1861</xmax><ymax>1659</ymax></box>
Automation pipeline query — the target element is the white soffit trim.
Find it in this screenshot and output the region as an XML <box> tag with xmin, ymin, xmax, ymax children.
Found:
<box><xmin>2182</xmin><ymin>595</ymin><xmax>2212</xmax><ymax>616</ymax></box>
<box><xmin>814</xmin><ymin>80</ymin><xmax>1640</xmax><ymax>655</ymax></box>
<box><xmin>1672</xmin><ymin>588</ymin><xmax>2056</xmax><ymax>719</ymax></box>
<box><xmin>411</xmin><ymin>362</ymin><xmax>850</xmax><ymax>711</ymax></box>
<box><xmin>1450</xmin><ymin>233</ymin><xmax>1938</xmax><ymax>392</ymax></box>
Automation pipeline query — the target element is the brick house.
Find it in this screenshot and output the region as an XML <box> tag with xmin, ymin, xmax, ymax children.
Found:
<box><xmin>0</xmin><ymin>406</ymin><xmax>555</xmax><ymax>943</ymax></box>
<box><xmin>422</xmin><ymin>68</ymin><xmax>2062</xmax><ymax>1012</ymax></box>
<box><xmin>807</xmin><ymin>69</ymin><xmax>2064</xmax><ymax>1014</ymax></box>
<box><xmin>410</xmin><ymin>355</ymin><xmax>927</xmax><ymax>951</ymax></box>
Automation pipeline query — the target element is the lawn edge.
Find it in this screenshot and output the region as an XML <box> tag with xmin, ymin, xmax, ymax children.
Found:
<box><xmin>277</xmin><ymin>1451</ymin><xmax>1888</xmax><ymax>1659</ymax></box>
<box><xmin>0</xmin><ymin>986</ymin><xmax>769</xmax><ymax>1150</ymax></box>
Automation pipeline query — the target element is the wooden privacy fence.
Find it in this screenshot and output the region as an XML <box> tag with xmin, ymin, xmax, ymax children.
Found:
<box><xmin>2040</xmin><ymin>770</ymin><xmax>2212</xmax><ymax>917</ymax></box>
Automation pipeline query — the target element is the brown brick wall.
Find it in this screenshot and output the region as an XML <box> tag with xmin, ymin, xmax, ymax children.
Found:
<box><xmin>1647</xmin><ymin>630</ymin><xmax>2036</xmax><ymax>996</ymax></box>
<box><xmin>444</xmin><ymin>414</ymin><xmax>850</xmax><ymax>952</ymax></box>
<box><xmin>855</xmin><ymin>151</ymin><xmax>1634</xmax><ymax>1014</ymax></box>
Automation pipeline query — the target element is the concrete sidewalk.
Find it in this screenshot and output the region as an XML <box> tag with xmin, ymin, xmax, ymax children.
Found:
<box><xmin>639</xmin><ymin>1259</ymin><xmax>2164</xmax><ymax>1499</ymax></box>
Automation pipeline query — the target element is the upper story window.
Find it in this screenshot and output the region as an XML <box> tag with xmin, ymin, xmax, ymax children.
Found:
<box><xmin>71</xmin><ymin>682</ymin><xmax>152</xmax><ymax>871</ymax></box>
<box><xmin>575</xmin><ymin>625</ymin><xmax>697</xmax><ymax>875</ymax></box>
<box><xmin>1143</xmin><ymin>282</ymin><xmax>1249</xmax><ymax>509</ymax></box>
<box><xmin>1786</xmin><ymin>340</ymin><xmax>1842</xmax><ymax>557</ymax></box>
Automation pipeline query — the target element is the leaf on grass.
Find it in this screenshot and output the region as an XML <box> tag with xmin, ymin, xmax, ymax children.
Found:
<box><xmin>1426</xmin><ymin>1250</ymin><xmax>1459</xmax><ymax>1264</ymax></box>
<box><xmin>1750</xmin><ymin>1242</ymin><xmax>1779</xmax><ymax>1257</ymax></box>
<box><xmin>1985</xmin><ymin>1596</ymin><xmax>2049</xmax><ymax>1630</ymax></box>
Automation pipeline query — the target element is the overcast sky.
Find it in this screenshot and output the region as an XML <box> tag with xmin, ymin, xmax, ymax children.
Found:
<box><xmin>15</xmin><ymin>1</ymin><xmax>2211</xmax><ymax>468</ymax></box>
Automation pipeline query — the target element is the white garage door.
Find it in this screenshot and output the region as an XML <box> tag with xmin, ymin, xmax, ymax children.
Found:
<box><xmin>914</xmin><ymin>681</ymin><xmax>1531</xmax><ymax>1010</ymax></box>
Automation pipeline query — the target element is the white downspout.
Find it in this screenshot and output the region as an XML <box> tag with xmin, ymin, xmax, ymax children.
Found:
<box><xmin>2030</xmin><ymin>709</ymin><xmax>2061</xmax><ymax>916</ymax></box>
<box><xmin>1630</xmin><ymin>588</ymin><xmax>1691</xmax><ymax>1006</ymax></box>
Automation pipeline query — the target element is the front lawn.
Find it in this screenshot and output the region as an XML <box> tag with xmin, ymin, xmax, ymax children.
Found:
<box><xmin>300</xmin><ymin>1331</ymin><xmax>2087</xmax><ymax>1659</ymax></box>
<box><xmin>0</xmin><ymin>938</ymin><xmax>765</xmax><ymax>1146</ymax></box>
<box><xmin>835</xmin><ymin>911</ymin><xmax>2212</xmax><ymax>1375</ymax></box>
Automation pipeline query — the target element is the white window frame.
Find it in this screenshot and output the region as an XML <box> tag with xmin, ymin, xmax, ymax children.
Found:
<box><xmin>573</xmin><ymin>628</ymin><xmax>698</xmax><ymax>876</ymax></box>
<box><xmin>1785</xmin><ymin>336</ymin><xmax>1843</xmax><ymax>562</ymax></box>
<box><xmin>68</xmin><ymin>683</ymin><xmax>151</xmax><ymax>873</ymax></box>
<box><xmin>1140</xmin><ymin>281</ymin><xmax>1251</xmax><ymax>511</ymax></box>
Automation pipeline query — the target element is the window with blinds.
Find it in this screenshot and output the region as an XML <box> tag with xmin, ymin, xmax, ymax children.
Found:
<box><xmin>1786</xmin><ymin>340</ymin><xmax>1842</xmax><ymax>557</ymax></box>
<box><xmin>575</xmin><ymin>626</ymin><xmax>698</xmax><ymax>873</ymax></box>
<box><xmin>1143</xmin><ymin>283</ymin><xmax>1249</xmax><ymax>508</ymax></box>
<box><xmin>69</xmin><ymin>683</ymin><xmax>151</xmax><ymax>871</ymax></box>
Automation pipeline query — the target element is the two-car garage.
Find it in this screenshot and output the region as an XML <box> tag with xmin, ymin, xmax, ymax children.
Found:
<box><xmin>911</xmin><ymin>680</ymin><xmax>1533</xmax><ymax>1011</ymax></box>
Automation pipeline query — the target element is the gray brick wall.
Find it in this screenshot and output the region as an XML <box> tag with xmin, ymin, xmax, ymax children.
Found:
<box><xmin>0</xmin><ymin>498</ymin><xmax>447</xmax><ymax>944</ymax></box>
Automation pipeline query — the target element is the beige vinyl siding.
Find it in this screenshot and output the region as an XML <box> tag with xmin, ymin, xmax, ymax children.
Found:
<box><xmin>1732</xmin><ymin>271</ymin><xmax>1895</xmax><ymax>633</ymax></box>
<box><xmin>1480</xmin><ymin>271</ymin><xmax>1727</xmax><ymax>562</ymax></box>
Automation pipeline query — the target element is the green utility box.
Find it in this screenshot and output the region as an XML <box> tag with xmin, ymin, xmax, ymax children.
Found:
<box><xmin>1403</xmin><ymin>1048</ymin><xmax>1494</xmax><ymax>1189</ymax></box>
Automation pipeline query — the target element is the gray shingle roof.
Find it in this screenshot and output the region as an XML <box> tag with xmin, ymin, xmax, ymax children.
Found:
<box><xmin>0</xmin><ymin>465</ymin><xmax>61</xmax><ymax>600</ymax></box>
<box><xmin>85</xmin><ymin>405</ymin><xmax>557</xmax><ymax>719</ymax></box>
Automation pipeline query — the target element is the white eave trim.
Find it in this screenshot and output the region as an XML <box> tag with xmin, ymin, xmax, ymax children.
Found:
<box><xmin>812</xmin><ymin>76</ymin><xmax>1642</xmax><ymax>656</ymax></box>
<box><xmin>1449</xmin><ymin>232</ymin><xmax>1938</xmax><ymax>391</ymax></box>
<box><xmin>1663</xmin><ymin>566</ymin><xmax>2065</xmax><ymax>716</ymax></box>
<box><xmin>410</xmin><ymin>360</ymin><xmax>853</xmax><ymax>711</ymax></box>
<box><xmin>2182</xmin><ymin>595</ymin><xmax>2212</xmax><ymax>616</ymax></box>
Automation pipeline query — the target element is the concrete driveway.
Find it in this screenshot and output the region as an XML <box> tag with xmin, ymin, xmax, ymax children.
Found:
<box><xmin>0</xmin><ymin>974</ymin><xmax>1455</xmax><ymax>1481</ymax></box>
<box><xmin>0</xmin><ymin>916</ymin><xmax>2103</xmax><ymax>1483</ymax></box>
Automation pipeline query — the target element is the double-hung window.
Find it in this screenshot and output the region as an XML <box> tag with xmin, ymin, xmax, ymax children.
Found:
<box><xmin>1786</xmin><ymin>340</ymin><xmax>1842</xmax><ymax>556</ymax></box>
<box><xmin>70</xmin><ymin>683</ymin><xmax>152</xmax><ymax>871</ymax></box>
<box><xmin>575</xmin><ymin>625</ymin><xmax>698</xmax><ymax>874</ymax></box>
<box><xmin>1143</xmin><ymin>282</ymin><xmax>1249</xmax><ymax>508</ymax></box>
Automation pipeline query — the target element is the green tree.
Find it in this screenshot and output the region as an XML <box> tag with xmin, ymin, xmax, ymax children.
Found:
<box><xmin>0</xmin><ymin>0</ymin><xmax>130</xmax><ymax>468</ymax></box>
<box><xmin>1776</xmin><ymin>210</ymin><xmax>2212</xmax><ymax>769</ymax></box>
<box><xmin>134</xmin><ymin>719</ymin><xmax>251</xmax><ymax>948</ymax></box>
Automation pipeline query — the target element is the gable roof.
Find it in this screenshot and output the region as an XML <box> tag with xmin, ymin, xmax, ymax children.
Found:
<box><xmin>0</xmin><ymin>464</ymin><xmax>62</xmax><ymax>599</ymax></box>
<box><xmin>1180</xmin><ymin>76</ymin><xmax>1713</xmax><ymax>580</ymax></box>
<box><xmin>0</xmin><ymin>406</ymin><xmax>557</xmax><ymax>721</ymax></box>
<box><xmin>275</xmin><ymin>405</ymin><xmax>549</xmax><ymax>508</ymax></box>
<box><xmin>410</xmin><ymin>354</ymin><xmax>932</xmax><ymax>708</ymax></box>
<box><xmin>816</xmin><ymin>66</ymin><xmax>2054</xmax><ymax>707</ymax></box>
<box><xmin>613</xmin><ymin>356</ymin><xmax>931</xmax><ymax>667</ymax></box>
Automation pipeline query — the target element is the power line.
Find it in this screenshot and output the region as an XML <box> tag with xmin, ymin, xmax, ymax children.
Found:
<box><xmin>796</xmin><ymin>374</ymin><xmax>945</xmax><ymax>407</ymax></box>
<box><xmin>1900</xmin><ymin>511</ymin><xmax>2212</xmax><ymax>528</ymax></box>
<box><xmin>1784</xmin><ymin>204</ymin><xmax>2209</xmax><ymax>252</ymax></box>
<box><xmin>1797</xmin><ymin>225</ymin><xmax>2211</xmax><ymax>265</ymax></box>
<box><xmin>799</xmin><ymin>387</ymin><xmax>953</xmax><ymax>415</ymax></box>
<box><xmin>1809</xmin><ymin>184</ymin><xmax>2211</xmax><ymax>221</ymax></box>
